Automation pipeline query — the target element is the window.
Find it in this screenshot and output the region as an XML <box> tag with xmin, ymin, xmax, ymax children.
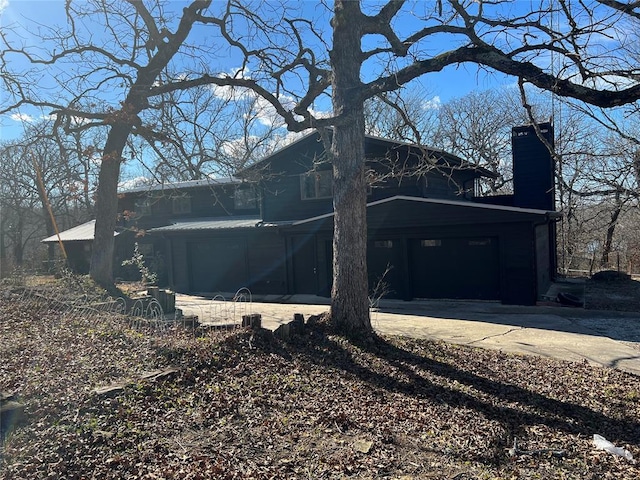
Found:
<box><xmin>374</xmin><ymin>240</ymin><xmax>394</xmax><ymax>249</ymax></box>
<box><xmin>235</xmin><ymin>187</ymin><xmax>258</xmax><ymax>210</ymax></box>
<box><xmin>301</xmin><ymin>170</ymin><xmax>332</xmax><ymax>200</ymax></box>
<box><xmin>469</xmin><ymin>238</ymin><xmax>492</xmax><ymax>246</ymax></box>
<box><xmin>172</xmin><ymin>196</ymin><xmax>191</xmax><ymax>215</ymax></box>
<box><xmin>134</xmin><ymin>197</ymin><xmax>152</xmax><ymax>216</ymax></box>
<box><xmin>473</xmin><ymin>178</ymin><xmax>481</xmax><ymax>198</ymax></box>
<box><xmin>420</xmin><ymin>239</ymin><xmax>442</xmax><ymax>247</ymax></box>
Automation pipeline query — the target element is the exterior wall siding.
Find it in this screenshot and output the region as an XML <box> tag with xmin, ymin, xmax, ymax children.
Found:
<box><xmin>89</xmin><ymin>133</ymin><xmax>553</xmax><ymax>305</ymax></box>
<box><xmin>285</xmin><ymin>200</ymin><xmax>547</xmax><ymax>305</ymax></box>
<box><xmin>262</xmin><ymin>174</ymin><xmax>334</xmax><ymax>222</ymax></box>
<box><xmin>535</xmin><ymin>223</ymin><xmax>553</xmax><ymax>298</ymax></box>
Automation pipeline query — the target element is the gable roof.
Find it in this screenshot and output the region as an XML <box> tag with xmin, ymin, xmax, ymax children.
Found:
<box><xmin>41</xmin><ymin>220</ymin><xmax>121</xmax><ymax>243</ymax></box>
<box><xmin>118</xmin><ymin>176</ymin><xmax>242</xmax><ymax>195</ymax></box>
<box><xmin>148</xmin><ymin>216</ymin><xmax>273</xmax><ymax>233</ymax></box>
<box><xmin>240</xmin><ymin>130</ymin><xmax>497</xmax><ymax>179</ymax></box>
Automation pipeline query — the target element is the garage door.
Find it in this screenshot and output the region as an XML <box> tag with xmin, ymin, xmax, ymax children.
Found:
<box><xmin>189</xmin><ymin>238</ymin><xmax>248</xmax><ymax>293</ymax></box>
<box><xmin>410</xmin><ymin>237</ymin><xmax>500</xmax><ymax>300</ymax></box>
<box><xmin>368</xmin><ymin>239</ymin><xmax>404</xmax><ymax>299</ymax></box>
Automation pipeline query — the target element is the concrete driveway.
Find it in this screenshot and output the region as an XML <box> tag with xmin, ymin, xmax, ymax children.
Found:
<box><xmin>176</xmin><ymin>293</ymin><xmax>640</xmax><ymax>376</ymax></box>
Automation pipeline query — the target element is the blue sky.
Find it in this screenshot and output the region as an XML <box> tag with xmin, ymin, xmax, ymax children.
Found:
<box><xmin>0</xmin><ymin>0</ymin><xmax>522</xmax><ymax>142</ymax></box>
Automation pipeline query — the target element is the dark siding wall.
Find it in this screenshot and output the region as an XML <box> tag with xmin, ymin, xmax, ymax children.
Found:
<box><xmin>260</xmin><ymin>135</ymin><xmax>486</xmax><ymax>222</ymax></box>
<box><xmin>369</xmin><ymin>176</ymin><xmax>424</xmax><ymax>201</ymax></box>
<box><xmin>512</xmin><ymin>123</ymin><xmax>555</xmax><ymax>211</ymax></box>
<box><xmin>259</xmin><ymin>138</ymin><xmax>333</xmax><ymax>222</ymax></box>
<box><xmin>366</xmin><ymin>199</ymin><xmax>545</xmax><ymax>232</ymax></box>
<box><xmin>262</xmin><ymin>173</ymin><xmax>334</xmax><ymax>222</ymax></box>
<box><xmin>263</xmin><ymin>167</ymin><xmax>480</xmax><ymax>222</ymax></box>
<box><xmin>118</xmin><ymin>185</ymin><xmax>260</xmax><ymax>229</ymax></box>
<box><xmin>288</xmin><ymin>200</ymin><xmax>545</xmax><ymax>305</ymax></box>
<box><xmin>535</xmin><ymin>223</ymin><xmax>552</xmax><ymax>298</ymax></box>
<box><xmin>425</xmin><ymin>175</ymin><xmax>461</xmax><ymax>199</ymax></box>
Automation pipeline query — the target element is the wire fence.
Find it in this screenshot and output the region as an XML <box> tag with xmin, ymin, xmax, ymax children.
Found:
<box><xmin>0</xmin><ymin>273</ymin><xmax>260</xmax><ymax>338</ymax></box>
<box><xmin>174</xmin><ymin>287</ymin><xmax>254</xmax><ymax>329</ymax></box>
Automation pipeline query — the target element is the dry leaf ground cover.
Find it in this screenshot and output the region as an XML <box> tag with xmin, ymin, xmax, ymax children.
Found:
<box><xmin>1</xmin><ymin>285</ymin><xmax>640</xmax><ymax>479</ymax></box>
<box><xmin>585</xmin><ymin>277</ymin><xmax>640</xmax><ymax>312</ymax></box>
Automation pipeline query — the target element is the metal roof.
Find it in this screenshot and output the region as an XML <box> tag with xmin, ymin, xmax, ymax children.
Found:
<box><xmin>41</xmin><ymin>220</ymin><xmax>120</xmax><ymax>243</ymax></box>
<box><xmin>118</xmin><ymin>177</ymin><xmax>242</xmax><ymax>194</ymax></box>
<box><xmin>148</xmin><ymin>217</ymin><xmax>290</xmax><ymax>233</ymax></box>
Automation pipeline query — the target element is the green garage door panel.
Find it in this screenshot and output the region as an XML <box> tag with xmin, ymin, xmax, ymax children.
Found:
<box><xmin>410</xmin><ymin>237</ymin><xmax>500</xmax><ymax>300</ymax></box>
<box><xmin>189</xmin><ymin>238</ymin><xmax>248</xmax><ymax>293</ymax></box>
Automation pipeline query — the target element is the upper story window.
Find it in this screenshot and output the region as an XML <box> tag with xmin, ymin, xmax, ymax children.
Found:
<box><xmin>301</xmin><ymin>170</ymin><xmax>332</xmax><ymax>200</ymax></box>
<box><xmin>234</xmin><ymin>187</ymin><xmax>258</xmax><ymax>210</ymax></box>
<box><xmin>134</xmin><ymin>197</ymin><xmax>152</xmax><ymax>216</ymax></box>
<box><xmin>172</xmin><ymin>195</ymin><xmax>191</xmax><ymax>215</ymax></box>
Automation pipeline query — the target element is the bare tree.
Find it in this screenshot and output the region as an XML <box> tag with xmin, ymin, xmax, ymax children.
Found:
<box><xmin>0</xmin><ymin>121</ymin><xmax>94</xmax><ymax>270</ymax></box>
<box><xmin>364</xmin><ymin>89</ymin><xmax>440</xmax><ymax>143</ymax></box>
<box><xmin>3</xmin><ymin>1</ymin><xmax>640</xmax><ymax>333</ymax></box>
<box><xmin>432</xmin><ymin>89</ymin><xmax>542</xmax><ymax>194</ymax></box>
<box><xmin>0</xmin><ymin>144</ymin><xmax>41</xmax><ymax>269</ymax></box>
<box><xmin>543</xmin><ymin>99</ymin><xmax>640</xmax><ymax>272</ymax></box>
<box><xmin>140</xmin><ymin>83</ymin><xmax>285</xmax><ymax>181</ymax></box>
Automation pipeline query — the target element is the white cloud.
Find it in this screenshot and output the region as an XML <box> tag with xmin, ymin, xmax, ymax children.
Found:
<box><xmin>0</xmin><ymin>0</ymin><xmax>8</xmax><ymax>15</ymax></box>
<box><xmin>208</xmin><ymin>67</ymin><xmax>256</xmax><ymax>102</ymax></box>
<box><xmin>250</xmin><ymin>95</ymin><xmax>287</xmax><ymax>129</ymax></box>
<box><xmin>248</xmin><ymin>93</ymin><xmax>332</xmax><ymax>129</ymax></box>
<box><xmin>210</xmin><ymin>83</ymin><xmax>253</xmax><ymax>103</ymax></box>
<box><xmin>10</xmin><ymin>112</ymin><xmax>35</xmax><ymax>123</ymax></box>
<box><xmin>195</xmin><ymin>67</ymin><xmax>334</xmax><ymax>135</ymax></box>
<box><xmin>220</xmin><ymin>129</ymin><xmax>311</xmax><ymax>162</ymax></box>
<box><xmin>422</xmin><ymin>96</ymin><xmax>441</xmax><ymax>110</ymax></box>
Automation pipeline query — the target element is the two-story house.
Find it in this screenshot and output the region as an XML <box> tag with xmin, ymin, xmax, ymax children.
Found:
<box><xmin>43</xmin><ymin>124</ymin><xmax>559</xmax><ymax>305</ymax></box>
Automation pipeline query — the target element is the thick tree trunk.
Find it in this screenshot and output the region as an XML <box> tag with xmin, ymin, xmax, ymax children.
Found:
<box><xmin>329</xmin><ymin>1</ymin><xmax>371</xmax><ymax>335</ymax></box>
<box><xmin>90</xmin><ymin>124</ymin><xmax>132</xmax><ymax>288</ymax></box>
<box><xmin>88</xmin><ymin>1</ymin><xmax>209</xmax><ymax>289</ymax></box>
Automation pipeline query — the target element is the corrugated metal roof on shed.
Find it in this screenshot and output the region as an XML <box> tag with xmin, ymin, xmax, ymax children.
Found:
<box><xmin>41</xmin><ymin>220</ymin><xmax>120</xmax><ymax>243</ymax></box>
